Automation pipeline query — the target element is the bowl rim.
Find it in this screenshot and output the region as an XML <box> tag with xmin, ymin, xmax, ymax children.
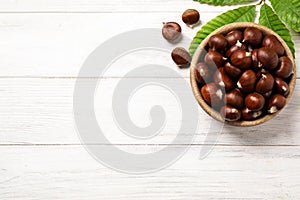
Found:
<box><xmin>190</xmin><ymin>22</ymin><xmax>296</xmax><ymax>127</ymax></box>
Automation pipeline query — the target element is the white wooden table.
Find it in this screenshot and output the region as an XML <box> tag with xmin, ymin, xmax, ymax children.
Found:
<box><xmin>0</xmin><ymin>0</ymin><xmax>300</xmax><ymax>199</ymax></box>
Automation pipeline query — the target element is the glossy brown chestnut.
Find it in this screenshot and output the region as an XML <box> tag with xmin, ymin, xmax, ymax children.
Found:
<box><xmin>223</xmin><ymin>62</ymin><xmax>242</xmax><ymax>78</ymax></box>
<box><xmin>171</xmin><ymin>47</ymin><xmax>191</xmax><ymax>68</ymax></box>
<box><xmin>225</xmin><ymin>88</ymin><xmax>244</xmax><ymax>109</ymax></box>
<box><xmin>237</xmin><ymin>70</ymin><xmax>257</xmax><ymax>93</ymax></box>
<box><xmin>262</xmin><ymin>35</ymin><xmax>285</xmax><ymax>56</ymax></box>
<box><xmin>257</xmin><ymin>47</ymin><xmax>279</xmax><ymax>70</ymax></box>
<box><xmin>204</xmin><ymin>49</ymin><xmax>225</xmax><ymax>68</ymax></box>
<box><xmin>274</xmin><ymin>77</ymin><xmax>290</xmax><ymax>97</ymax></box>
<box><xmin>275</xmin><ymin>56</ymin><xmax>294</xmax><ymax>78</ymax></box>
<box><xmin>208</xmin><ymin>34</ymin><xmax>228</xmax><ymax>51</ymax></box>
<box><xmin>201</xmin><ymin>83</ymin><xmax>223</xmax><ymax>106</ymax></box>
<box><xmin>182</xmin><ymin>9</ymin><xmax>200</xmax><ymax>26</ymax></box>
<box><xmin>256</xmin><ymin>73</ymin><xmax>274</xmax><ymax>94</ymax></box>
<box><xmin>245</xmin><ymin>92</ymin><xmax>265</xmax><ymax>111</ymax></box>
<box><xmin>243</xmin><ymin>27</ymin><xmax>263</xmax><ymax>47</ymax></box>
<box><xmin>226</xmin><ymin>30</ymin><xmax>243</xmax><ymax>46</ymax></box>
<box><xmin>162</xmin><ymin>22</ymin><xmax>182</xmax><ymax>41</ymax></box>
<box><xmin>241</xmin><ymin>108</ymin><xmax>263</xmax><ymax>121</ymax></box>
<box><xmin>214</xmin><ymin>67</ymin><xmax>234</xmax><ymax>91</ymax></box>
<box><xmin>230</xmin><ymin>49</ymin><xmax>252</xmax><ymax>69</ymax></box>
<box><xmin>220</xmin><ymin>105</ymin><xmax>241</xmax><ymax>122</ymax></box>
<box><xmin>226</xmin><ymin>42</ymin><xmax>248</xmax><ymax>57</ymax></box>
<box><xmin>267</xmin><ymin>94</ymin><xmax>286</xmax><ymax>114</ymax></box>
<box><xmin>195</xmin><ymin>62</ymin><xmax>211</xmax><ymax>84</ymax></box>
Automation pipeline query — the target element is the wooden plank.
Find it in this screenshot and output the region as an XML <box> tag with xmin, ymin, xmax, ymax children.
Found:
<box><xmin>0</xmin><ymin>145</ymin><xmax>299</xmax><ymax>199</ymax></box>
<box><xmin>0</xmin><ymin>13</ymin><xmax>298</xmax><ymax>77</ymax></box>
<box><xmin>0</xmin><ymin>78</ymin><xmax>299</xmax><ymax>145</ymax></box>
<box><xmin>0</xmin><ymin>0</ymin><xmax>244</xmax><ymax>13</ymax></box>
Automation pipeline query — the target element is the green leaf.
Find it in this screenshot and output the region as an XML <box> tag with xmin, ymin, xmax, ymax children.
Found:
<box><xmin>193</xmin><ymin>0</ymin><xmax>256</xmax><ymax>6</ymax></box>
<box><xmin>189</xmin><ymin>5</ymin><xmax>256</xmax><ymax>57</ymax></box>
<box><xmin>269</xmin><ymin>0</ymin><xmax>300</xmax><ymax>32</ymax></box>
<box><xmin>259</xmin><ymin>4</ymin><xmax>295</xmax><ymax>57</ymax></box>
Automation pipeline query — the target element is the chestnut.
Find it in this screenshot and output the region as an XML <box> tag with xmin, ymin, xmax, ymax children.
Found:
<box><xmin>204</xmin><ymin>49</ymin><xmax>226</xmax><ymax>68</ymax></box>
<box><xmin>220</xmin><ymin>105</ymin><xmax>241</xmax><ymax>122</ymax></box>
<box><xmin>171</xmin><ymin>47</ymin><xmax>191</xmax><ymax>68</ymax></box>
<box><xmin>275</xmin><ymin>56</ymin><xmax>293</xmax><ymax>78</ymax></box>
<box><xmin>241</xmin><ymin>108</ymin><xmax>262</xmax><ymax>121</ymax></box>
<box><xmin>226</xmin><ymin>42</ymin><xmax>247</xmax><ymax>57</ymax></box>
<box><xmin>237</xmin><ymin>70</ymin><xmax>257</xmax><ymax>93</ymax></box>
<box><xmin>230</xmin><ymin>49</ymin><xmax>252</xmax><ymax>69</ymax></box>
<box><xmin>262</xmin><ymin>35</ymin><xmax>285</xmax><ymax>56</ymax></box>
<box><xmin>243</xmin><ymin>27</ymin><xmax>263</xmax><ymax>47</ymax></box>
<box><xmin>208</xmin><ymin>34</ymin><xmax>228</xmax><ymax>51</ymax></box>
<box><xmin>201</xmin><ymin>83</ymin><xmax>223</xmax><ymax>106</ymax></box>
<box><xmin>162</xmin><ymin>22</ymin><xmax>182</xmax><ymax>41</ymax></box>
<box><xmin>256</xmin><ymin>73</ymin><xmax>274</xmax><ymax>94</ymax></box>
<box><xmin>195</xmin><ymin>62</ymin><xmax>211</xmax><ymax>84</ymax></box>
<box><xmin>257</xmin><ymin>47</ymin><xmax>279</xmax><ymax>70</ymax></box>
<box><xmin>224</xmin><ymin>88</ymin><xmax>244</xmax><ymax>109</ymax></box>
<box><xmin>223</xmin><ymin>62</ymin><xmax>242</xmax><ymax>78</ymax></box>
<box><xmin>245</xmin><ymin>92</ymin><xmax>265</xmax><ymax>111</ymax></box>
<box><xmin>225</xmin><ymin>30</ymin><xmax>243</xmax><ymax>46</ymax></box>
<box><xmin>182</xmin><ymin>9</ymin><xmax>200</xmax><ymax>27</ymax></box>
<box><xmin>274</xmin><ymin>77</ymin><xmax>290</xmax><ymax>97</ymax></box>
<box><xmin>267</xmin><ymin>94</ymin><xmax>286</xmax><ymax>114</ymax></box>
<box><xmin>213</xmin><ymin>67</ymin><xmax>234</xmax><ymax>91</ymax></box>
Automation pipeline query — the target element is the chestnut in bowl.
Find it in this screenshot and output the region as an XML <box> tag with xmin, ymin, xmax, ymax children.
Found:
<box><xmin>190</xmin><ymin>22</ymin><xmax>296</xmax><ymax>127</ymax></box>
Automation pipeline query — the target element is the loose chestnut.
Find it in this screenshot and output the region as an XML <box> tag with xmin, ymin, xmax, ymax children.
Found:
<box><xmin>245</xmin><ymin>92</ymin><xmax>265</xmax><ymax>111</ymax></box>
<box><xmin>226</xmin><ymin>42</ymin><xmax>248</xmax><ymax>57</ymax></box>
<box><xmin>274</xmin><ymin>77</ymin><xmax>290</xmax><ymax>97</ymax></box>
<box><xmin>201</xmin><ymin>83</ymin><xmax>223</xmax><ymax>106</ymax></box>
<box><xmin>171</xmin><ymin>47</ymin><xmax>191</xmax><ymax>68</ymax></box>
<box><xmin>223</xmin><ymin>62</ymin><xmax>242</xmax><ymax>78</ymax></box>
<box><xmin>241</xmin><ymin>108</ymin><xmax>262</xmax><ymax>121</ymax></box>
<box><xmin>256</xmin><ymin>73</ymin><xmax>274</xmax><ymax>94</ymax></box>
<box><xmin>226</xmin><ymin>30</ymin><xmax>243</xmax><ymax>46</ymax></box>
<box><xmin>162</xmin><ymin>22</ymin><xmax>182</xmax><ymax>41</ymax></box>
<box><xmin>214</xmin><ymin>67</ymin><xmax>234</xmax><ymax>91</ymax></box>
<box><xmin>208</xmin><ymin>34</ymin><xmax>228</xmax><ymax>51</ymax></box>
<box><xmin>237</xmin><ymin>70</ymin><xmax>257</xmax><ymax>93</ymax></box>
<box><xmin>230</xmin><ymin>49</ymin><xmax>252</xmax><ymax>69</ymax></box>
<box><xmin>224</xmin><ymin>88</ymin><xmax>244</xmax><ymax>109</ymax></box>
<box><xmin>257</xmin><ymin>47</ymin><xmax>278</xmax><ymax>70</ymax></box>
<box><xmin>267</xmin><ymin>94</ymin><xmax>286</xmax><ymax>114</ymax></box>
<box><xmin>262</xmin><ymin>35</ymin><xmax>285</xmax><ymax>56</ymax></box>
<box><xmin>182</xmin><ymin>9</ymin><xmax>200</xmax><ymax>27</ymax></box>
<box><xmin>204</xmin><ymin>49</ymin><xmax>225</xmax><ymax>68</ymax></box>
<box><xmin>195</xmin><ymin>62</ymin><xmax>211</xmax><ymax>84</ymax></box>
<box><xmin>220</xmin><ymin>105</ymin><xmax>241</xmax><ymax>122</ymax></box>
<box><xmin>275</xmin><ymin>56</ymin><xmax>293</xmax><ymax>78</ymax></box>
<box><xmin>243</xmin><ymin>27</ymin><xmax>263</xmax><ymax>47</ymax></box>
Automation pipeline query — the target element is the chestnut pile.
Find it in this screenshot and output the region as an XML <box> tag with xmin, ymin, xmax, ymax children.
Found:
<box><xmin>195</xmin><ymin>27</ymin><xmax>294</xmax><ymax>122</ymax></box>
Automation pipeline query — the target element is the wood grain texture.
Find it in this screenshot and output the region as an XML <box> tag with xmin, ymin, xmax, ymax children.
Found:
<box><xmin>0</xmin><ymin>145</ymin><xmax>299</xmax><ymax>199</ymax></box>
<box><xmin>0</xmin><ymin>0</ymin><xmax>243</xmax><ymax>13</ymax></box>
<box><xmin>0</xmin><ymin>78</ymin><xmax>300</xmax><ymax>145</ymax></box>
<box><xmin>0</xmin><ymin>13</ymin><xmax>298</xmax><ymax>77</ymax></box>
<box><xmin>0</xmin><ymin>0</ymin><xmax>299</xmax><ymax>198</ymax></box>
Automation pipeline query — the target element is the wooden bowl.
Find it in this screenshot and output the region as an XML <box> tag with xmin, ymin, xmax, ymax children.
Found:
<box><xmin>190</xmin><ymin>22</ymin><xmax>296</xmax><ymax>127</ymax></box>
